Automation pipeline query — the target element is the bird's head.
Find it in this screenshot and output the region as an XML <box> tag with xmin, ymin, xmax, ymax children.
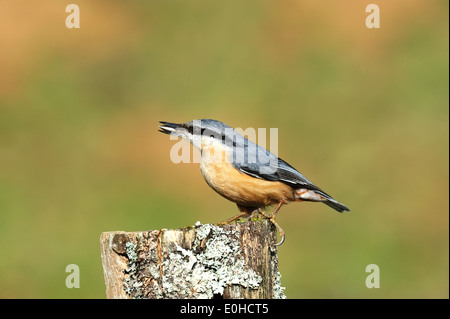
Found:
<box><xmin>159</xmin><ymin>119</ymin><xmax>234</xmax><ymax>150</ymax></box>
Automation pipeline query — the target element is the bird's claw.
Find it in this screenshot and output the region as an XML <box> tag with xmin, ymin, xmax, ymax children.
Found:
<box><xmin>218</xmin><ymin>211</ymin><xmax>248</xmax><ymax>225</ymax></box>
<box><xmin>269</xmin><ymin>216</ymin><xmax>286</xmax><ymax>247</ymax></box>
<box><xmin>275</xmin><ymin>233</ymin><xmax>285</xmax><ymax>246</ymax></box>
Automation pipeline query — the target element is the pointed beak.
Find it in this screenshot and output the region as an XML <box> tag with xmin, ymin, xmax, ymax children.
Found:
<box><xmin>158</xmin><ymin>121</ymin><xmax>182</xmax><ymax>136</ymax></box>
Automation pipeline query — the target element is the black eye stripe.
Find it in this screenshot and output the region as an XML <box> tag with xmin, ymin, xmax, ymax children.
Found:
<box><xmin>201</xmin><ymin>128</ymin><xmax>222</xmax><ymax>138</ymax></box>
<box><xmin>185</xmin><ymin>125</ymin><xmax>227</xmax><ymax>140</ymax></box>
<box><xmin>181</xmin><ymin>124</ymin><xmax>193</xmax><ymax>134</ymax></box>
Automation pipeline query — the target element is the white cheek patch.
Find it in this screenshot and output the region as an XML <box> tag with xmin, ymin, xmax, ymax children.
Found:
<box><xmin>201</xmin><ymin>138</ymin><xmax>232</xmax><ymax>164</ymax></box>
<box><xmin>295</xmin><ymin>188</ymin><xmax>325</xmax><ymax>201</ymax></box>
<box><xmin>200</xmin><ymin>136</ymin><xmax>219</xmax><ymax>146</ymax></box>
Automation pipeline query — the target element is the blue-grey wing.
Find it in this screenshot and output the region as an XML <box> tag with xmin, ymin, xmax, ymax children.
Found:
<box><xmin>229</xmin><ymin>135</ymin><xmax>350</xmax><ymax>212</ymax></box>
<box><xmin>231</xmin><ymin>139</ymin><xmax>326</xmax><ymax>193</ymax></box>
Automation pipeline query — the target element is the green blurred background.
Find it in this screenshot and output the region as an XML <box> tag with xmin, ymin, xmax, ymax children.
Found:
<box><xmin>0</xmin><ymin>0</ymin><xmax>448</xmax><ymax>298</ymax></box>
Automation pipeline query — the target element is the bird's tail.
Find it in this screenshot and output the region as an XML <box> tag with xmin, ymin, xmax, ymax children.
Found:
<box><xmin>295</xmin><ymin>188</ymin><xmax>350</xmax><ymax>213</ymax></box>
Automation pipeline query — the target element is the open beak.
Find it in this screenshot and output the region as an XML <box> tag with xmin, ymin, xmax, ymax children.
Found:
<box><xmin>158</xmin><ymin>121</ymin><xmax>182</xmax><ymax>136</ymax></box>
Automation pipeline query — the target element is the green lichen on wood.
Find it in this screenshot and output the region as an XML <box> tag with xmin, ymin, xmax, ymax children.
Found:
<box><xmin>161</xmin><ymin>223</ymin><xmax>262</xmax><ymax>298</ymax></box>
<box><xmin>123</xmin><ymin>241</ymin><xmax>140</xmax><ymax>296</ymax></box>
<box><xmin>121</xmin><ymin>221</ymin><xmax>285</xmax><ymax>299</ymax></box>
<box><xmin>273</xmin><ymin>271</ymin><xmax>286</xmax><ymax>299</ymax></box>
<box><xmin>123</xmin><ymin>232</ymin><xmax>163</xmax><ymax>299</ymax></box>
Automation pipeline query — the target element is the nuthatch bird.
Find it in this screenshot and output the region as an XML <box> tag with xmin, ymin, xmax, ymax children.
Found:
<box><xmin>159</xmin><ymin>119</ymin><xmax>350</xmax><ymax>245</ymax></box>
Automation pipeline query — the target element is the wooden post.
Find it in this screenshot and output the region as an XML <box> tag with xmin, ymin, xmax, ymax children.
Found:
<box><xmin>100</xmin><ymin>219</ymin><xmax>286</xmax><ymax>299</ymax></box>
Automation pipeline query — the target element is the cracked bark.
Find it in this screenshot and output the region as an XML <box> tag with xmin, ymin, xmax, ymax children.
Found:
<box><xmin>100</xmin><ymin>219</ymin><xmax>285</xmax><ymax>299</ymax></box>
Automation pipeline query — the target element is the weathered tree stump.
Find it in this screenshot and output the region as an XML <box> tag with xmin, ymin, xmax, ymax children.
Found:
<box><xmin>100</xmin><ymin>219</ymin><xmax>286</xmax><ymax>299</ymax></box>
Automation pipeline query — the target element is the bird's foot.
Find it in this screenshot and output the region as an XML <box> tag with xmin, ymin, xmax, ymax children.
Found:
<box><xmin>246</xmin><ymin>208</ymin><xmax>265</xmax><ymax>222</ymax></box>
<box><xmin>269</xmin><ymin>217</ymin><xmax>285</xmax><ymax>246</ymax></box>
<box><xmin>217</xmin><ymin>211</ymin><xmax>249</xmax><ymax>226</ymax></box>
<box><xmin>259</xmin><ymin>202</ymin><xmax>285</xmax><ymax>246</ymax></box>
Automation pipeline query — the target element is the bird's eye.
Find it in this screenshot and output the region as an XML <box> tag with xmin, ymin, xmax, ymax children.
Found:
<box><xmin>200</xmin><ymin>128</ymin><xmax>218</xmax><ymax>138</ymax></box>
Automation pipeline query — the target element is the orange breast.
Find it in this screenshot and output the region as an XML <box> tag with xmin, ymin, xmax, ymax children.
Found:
<box><xmin>200</xmin><ymin>153</ymin><xmax>295</xmax><ymax>208</ymax></box>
